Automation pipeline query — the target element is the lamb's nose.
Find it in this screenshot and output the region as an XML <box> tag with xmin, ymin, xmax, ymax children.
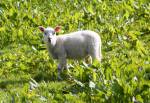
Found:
<box><xmin>48</xmin><ymin>37</ymin><xmax>51</xmax><ymax>42</ymax></box>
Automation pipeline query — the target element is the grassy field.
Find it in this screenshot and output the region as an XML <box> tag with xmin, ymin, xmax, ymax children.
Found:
<box><xmin>0</xmin><ymin>0</ymin><xmax>150</xmax><ymax>103</ymax></box>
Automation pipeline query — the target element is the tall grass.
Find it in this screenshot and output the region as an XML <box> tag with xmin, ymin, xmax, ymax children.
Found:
<box><xmin>0</xmin><ymin>0</ymin><xmax>149</xmax><ymax>102</ymax></box>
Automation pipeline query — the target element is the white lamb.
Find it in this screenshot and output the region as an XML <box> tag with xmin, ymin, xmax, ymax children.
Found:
<box><xmin>39</xmin><ymin>26</ymin><xmax>102</xmax><ymax>79</ymax></box>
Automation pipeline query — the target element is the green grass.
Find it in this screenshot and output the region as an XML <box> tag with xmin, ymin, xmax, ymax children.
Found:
<box><xmin>0</xmin><ymin>0</ymin><xmax>150</xmax><ymax>103</ymax></box>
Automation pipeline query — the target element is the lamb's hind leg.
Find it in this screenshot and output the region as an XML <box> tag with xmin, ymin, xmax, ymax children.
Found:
<box><xmin>89</xmin><ymin>45</ymin><xmax>102</xmax><ymax>63</ymax></box>
<box><xmin>91</xmin><ymin>53</ymin><xmax>101</xmax><ymax>63</ymax></box>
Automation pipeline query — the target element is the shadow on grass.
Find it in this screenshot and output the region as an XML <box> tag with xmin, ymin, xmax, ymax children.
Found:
<box><xmin>0</xmin><ymin>72</ymin><xmax>63</xmax><ymax>90</ymax></box>
<box><xmin>33</xmin><ymin>71</ymin><xmax>58</xmax><ymax>82</ymax></box>
<box><xmin>0</xmin><ymin>79</ymin><xmax>29</xmax><ymax>89</ymax></box>
<box><xmin>32</xmin><ymin>69</ymin><xmax>71</xmax><ymax>82</ymax></box>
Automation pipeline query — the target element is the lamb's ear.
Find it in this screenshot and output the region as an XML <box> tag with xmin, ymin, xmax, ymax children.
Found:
<box><xmin>39</xmin><ymin>26</ymin><xmax>45</xmax><ymax>32</ymax></box>
<box><xmin>54</xmin><ymin>26</ymin><xmax>61</xmax><ymax>33</ymax></box>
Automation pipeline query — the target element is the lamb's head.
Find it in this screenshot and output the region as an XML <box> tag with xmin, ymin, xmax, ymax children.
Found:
<box><xmin>39</xmin><ymin>26</ymin><xmax>61</xmax><ymax>46</ymax></box>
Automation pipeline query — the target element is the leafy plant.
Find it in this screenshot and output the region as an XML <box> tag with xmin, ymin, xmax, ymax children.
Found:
<box><xmin>0</xmin><ymin>0</ymin><xmax>149</xmax><ymax>103</ymax></box>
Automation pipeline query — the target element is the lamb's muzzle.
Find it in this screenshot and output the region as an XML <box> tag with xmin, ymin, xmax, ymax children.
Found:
<box><xmin>39</xmin><ymin>26</ymin><xmax>102</xmax><ymax>79</ymax></box>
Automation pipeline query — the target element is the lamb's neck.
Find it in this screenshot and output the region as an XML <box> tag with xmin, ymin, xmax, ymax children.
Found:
<box><xmin>46</xmin><ymin>42</ymin><xmax>54</xmax><ymax>51</ymax></box>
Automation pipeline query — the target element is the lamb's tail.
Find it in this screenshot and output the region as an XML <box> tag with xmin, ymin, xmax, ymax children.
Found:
<box><xmin>99</xmin><ymin>45</ymin><xmax>102</xmax><ymax>62</ymax></box>
<box><xmin>99</xmin><ymin>38</ymin><xmax>102</xmax><ymax>62</ymax></box>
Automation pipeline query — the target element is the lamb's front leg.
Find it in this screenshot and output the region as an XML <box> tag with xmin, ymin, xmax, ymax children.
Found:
<box><xmin>57</xmin><ymin>57</ymin><xmax>67</xmax><ymax>80</ymax></box>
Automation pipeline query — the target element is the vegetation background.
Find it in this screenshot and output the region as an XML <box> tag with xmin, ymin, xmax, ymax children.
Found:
<box><xmin>0</xmin><ymin>0</ymin><xmax>149</xmax><ymax>102</ymax></box>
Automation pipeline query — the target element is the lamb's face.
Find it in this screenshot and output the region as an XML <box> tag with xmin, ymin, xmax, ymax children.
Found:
<box><xmin>39</xmin><ymin>26</ymin><xmax>61</xmax><ymax>46</ymax></box>
<box><xmin>43</xmin><ymin>27</ymin><xmax>56</xmax><ymax>43</ymax></box>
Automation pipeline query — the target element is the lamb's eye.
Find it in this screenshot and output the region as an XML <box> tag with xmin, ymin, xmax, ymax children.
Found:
<box><xmin>53</xmin><ymin>31</ymin><xmax>55</xmax><ymax>34</ymax></box>
<box><xmin>44</xmin><ymin>33</ymin><xmax>47</xmax><ymax>36</ymax></box>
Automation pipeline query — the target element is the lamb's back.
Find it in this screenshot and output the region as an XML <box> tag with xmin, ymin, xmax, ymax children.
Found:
<box><xmin>56</xmin><ymin>30</ymin><xmax>100</xmax><ymax>59</ymax></box>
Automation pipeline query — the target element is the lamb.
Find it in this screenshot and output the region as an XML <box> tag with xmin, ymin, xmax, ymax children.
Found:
<box><xmin>39</xmin><ymin>26</ymin><xmax>102</xmax><ymax>79</ymax></box>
